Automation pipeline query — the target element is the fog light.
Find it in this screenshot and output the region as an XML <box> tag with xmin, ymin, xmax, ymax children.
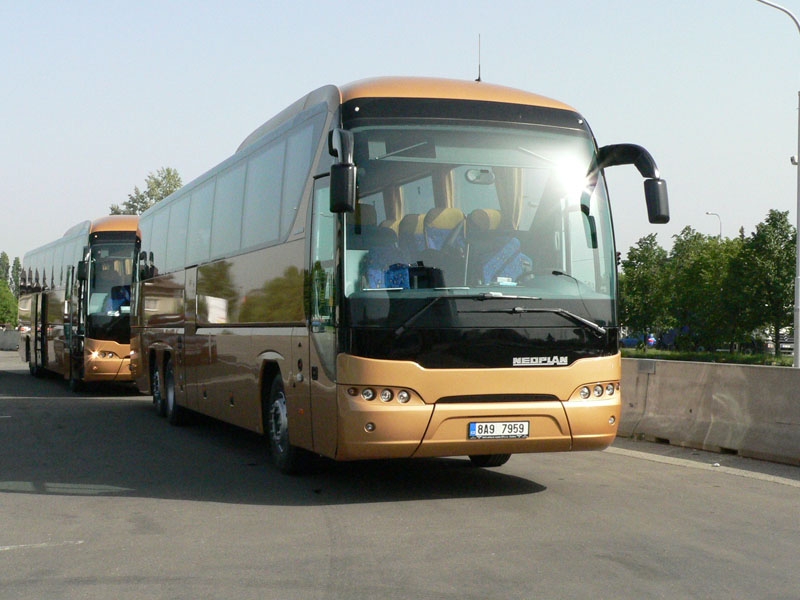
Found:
<box><xmin>347</xmin><ymin>387</ymin><xmax>358</xmax><ymax>397</ymax></box>
<box><xmin>361</xmin><ymin>388</ymin><xmax>375</xmax><ymax>401</ymax></box>
<box><xmin>397</xmin><ymin>390</ymin><xmax>410</xmax><ymax>403</ymax></box>
<box><xmin>608</xmin><ymin>416</ymin><xmax>616</xmax><ymax>425</ymax></box>
<box><xmin>380</xmin><ymin>389</ymin><xmax>393</xmax><ymax>402</ymax></box>
<box><xmin>579</xmin><ymin>386</ymin><xmax>590</xmax><ymax>399</ymax></box>
<box><xmin>365</xmin><ymin>422</ymin><xmax>376</xmax><ymax>432</ymax></box>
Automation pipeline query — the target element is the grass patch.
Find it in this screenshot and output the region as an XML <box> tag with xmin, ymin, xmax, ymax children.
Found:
<box><xmin>621</xmin><ymin>348</ymin><xmax>793</xmax><ymax>366</ymax></box>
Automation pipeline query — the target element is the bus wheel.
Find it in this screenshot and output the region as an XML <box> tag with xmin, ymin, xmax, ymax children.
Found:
<box><xmin>152</xmin><ymin>363</ymin><xmax>166</xmax><ymax>417</ymax></box>
<box><xmin>469</xmin><ymin>454</ymin><xmax>511</xmax><ymax>468</ymax></box>
<box><xmin>28</xmin><ymin>345</ymin><xmax>41</xmax><ymax>377</ymax></box>
<box><xmin>68</xmin><ymin>366</ymin><xmax>83</xmax><ymax>393</ymax></box>
<box><xmin>164</xmin><ymin>358</ymin><xmax>185</xmax><ymax>426</ymax></box>
<box><xmin>266</xmin><ymin>377</ymin><xmax>307</xmax><ymax>474</ymax></box>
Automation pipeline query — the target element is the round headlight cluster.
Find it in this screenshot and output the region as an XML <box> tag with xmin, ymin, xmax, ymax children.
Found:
<box><xmin>90</xmin><ymin>350</ymin><xmax>118</xmax><ymax>359</ymax></box>
<box><xmin>578</xmin><ymin>382</ymin><xmax>618</xmax><ymax>400</ymax></box>
<box><xmin>348</xmin><ymin>387</ymin><xmax>412</xmax><ymax>404</ymax></box>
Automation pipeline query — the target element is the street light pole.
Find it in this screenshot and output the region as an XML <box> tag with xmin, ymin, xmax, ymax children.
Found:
<box><xmin>705</xmin><ymin>211</ymin><xmax>722</xmax><ymax>239</ymax></box>
<box><xmin>755</xmin><ymin>0</ymin><xmax>800</xmax><ymax>367</ymax></box>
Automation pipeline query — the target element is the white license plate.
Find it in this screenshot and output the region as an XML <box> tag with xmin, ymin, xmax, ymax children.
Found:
<box><xmin>468</xmin><ymin>421</ymin><xmax>529</xmax><ymax>440</ymax></box>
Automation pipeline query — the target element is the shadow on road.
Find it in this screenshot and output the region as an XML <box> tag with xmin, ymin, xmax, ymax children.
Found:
<box><xmin>0</xmin><ymin>353</ymin><xmax>545</xmax><ymax>506</ymax></box>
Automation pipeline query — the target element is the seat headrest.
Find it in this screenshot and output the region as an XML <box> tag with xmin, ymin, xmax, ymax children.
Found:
<box><xmin>424</xmin><ymin>207</ymin><xmax>465</xmax><ymax>229</ymax></box>
<box><xmin>467</xmin><ymin>208</ymin><xmax>502</xmax><ymax>233</ymax></box>
<box><xmin>399</xmin><ymin>213</ymin><xmax>425</xmax><ymax>235</ymax></box>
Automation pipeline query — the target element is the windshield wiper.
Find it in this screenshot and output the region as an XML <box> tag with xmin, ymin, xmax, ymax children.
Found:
<box><xmin>459</xmin><ymin>304</ymin><xmax>607</xmax><ymax>337</ymax></box>
<box><xmin>393</xmin><ymin>291</ymin><xmax>540</xmax><ymax>337</ymax></box>
<box><xmin>472</xmin><ymin>291</ymin><xmax>542</xmax><ymax>301</ymax></box>
<box><xmin>394</xmin><ymin>295</ymin><xmax>445</xmax><ymax>337</ymax></box>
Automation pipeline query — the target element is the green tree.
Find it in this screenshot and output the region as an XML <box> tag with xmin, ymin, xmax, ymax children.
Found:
<box><xmin>0</xmin><ymin>252</ymin><xmax>9</xmax><ymax>285</ymax></box>
<box><xmin>620</xmin><ymin>234</ymin><xmax>670</xmax><ymax>338</ymax></box>
<box><xmin>715</xmin><ymin>233</ymin><xmax>749</xmax><ymax>349</ymax></box>
<box><xmin>110</xmin><ymin>167</ymin><xmax>182</xmax><ymax>215</ymax></box>
<box><xmin>0</xmin><ymin>280</ymin><xmax>16</xmax><ymax>326</ymax></box>
<box><xmin>10</xmin><ymin>256</ymin><xmax>21</xmax><ymax>298</ymax></box>
<box><xmin>666</xmin><ymin>227</ymin><xmax>733</xmax><ymax>350</ymax></box>
<box><xmin>736</xmin><ymin>210</ymin><xmax>796</xmax><ymax>355</ymax></box>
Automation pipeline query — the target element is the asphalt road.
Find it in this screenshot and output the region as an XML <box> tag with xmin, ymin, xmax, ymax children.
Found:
<box><xmin>1</xmin><ymin>350</ymin><xmax>798</xmax><ymax>600</ymax></box>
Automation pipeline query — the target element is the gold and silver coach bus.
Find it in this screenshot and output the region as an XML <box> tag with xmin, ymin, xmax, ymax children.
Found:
<box><xmin>131</xmin><ymin>77</ymin><xmax>669</xmax><ymax>472</ymax></box>
<box><xmin>18</xmin><ymin>215</ymin><xmax>140</xmax><ymax>390</ymax></box>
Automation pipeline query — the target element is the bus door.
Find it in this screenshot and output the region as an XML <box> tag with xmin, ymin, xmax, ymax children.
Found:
<box><xmin>307</xmin><ymin>176</ymin><xmax>339</xmax><ymax>457</ymax></box>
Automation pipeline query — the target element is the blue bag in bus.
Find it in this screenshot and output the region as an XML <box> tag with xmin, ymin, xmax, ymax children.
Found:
<box><xmin>385</xmin><ymin>263</ymin><xmax>411</xmax><ymax>288</ymax></box>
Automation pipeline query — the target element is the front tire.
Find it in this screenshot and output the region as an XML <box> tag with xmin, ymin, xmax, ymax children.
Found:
<box><xmin>469</xmin><ymin>454</ymin><xmax>511</xmax><ymax>468</ymax></box>
<box><xmin>266</xmin><ymin>377</ymin><xmax>308</xmax><ymax>474</ymax></box>
<box><xmin>68</xmin><ymin>368</ymin><xmax>83</xmax><ymax>393</ymax></box>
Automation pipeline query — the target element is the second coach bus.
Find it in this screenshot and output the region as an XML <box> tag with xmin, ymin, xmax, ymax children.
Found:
<box><xmin>18</xmin><ymin>215</ymin><xmax>140</xmax><ymax>390</ymax></box>
<box><xmin>131</xmin><ymin>77</ymin><xmax>669</xmax><ymax>472</ymax></box>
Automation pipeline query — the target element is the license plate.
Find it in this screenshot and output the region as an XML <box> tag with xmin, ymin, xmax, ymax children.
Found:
<box><xmin>468</xmin><ymin>421</ymin><xmax>529</xmax><ymax>440</ymax></box>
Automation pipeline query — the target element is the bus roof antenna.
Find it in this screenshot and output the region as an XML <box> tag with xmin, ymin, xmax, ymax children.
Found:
<box><xmin>475</xmin><ymin>34</ymin><xmax>482</xmax><ymax>82</ymax></box>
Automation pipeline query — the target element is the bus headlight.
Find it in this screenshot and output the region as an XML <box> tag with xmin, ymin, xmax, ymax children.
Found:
<box><xmin>348</xmin><ymin>386</ymin><xmax>416</xmax><ymax>404</ymax></box>
<box><xmin>575</xmin><ymin>382</ymin><xmax>619</xmax><ymax>401</ymax></box>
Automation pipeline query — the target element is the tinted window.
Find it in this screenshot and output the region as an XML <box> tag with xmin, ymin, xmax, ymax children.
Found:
<box><xmin>187</xmin><ymin>180</ymin><xmax>214</xmax><ymax>266</ymax></box>
<box><xmin>149</xmin><ymin>210</ymin><xmax>170</xmax><ymax>273</ymax></box>
<box><xmin>211</xmin><ymin>162</ymin><xmax>246</xmax><ymax>258</ymax></box>
<box><xmin>165</xmin><ymin>196</ymin><xmax>190</xmax><ymax>272</ymax></box>
<box><xmin>242</xmin><ymin>141</ymin><xmax>284</xmax><ymax>249</ymax></box>
<box><xmin>52</xmin><ymin>244</ymin><xmax>65</xmax><ymax>286</ymax></box>
<box><xmin>281</xmin><ymin>122</ymin><xmax>315</xmax><ymax>237</ymax></box>
<box><xmin>139</xmin><ymin>216</ymin><xmax>154</xmax><ymax>262</ymax></box>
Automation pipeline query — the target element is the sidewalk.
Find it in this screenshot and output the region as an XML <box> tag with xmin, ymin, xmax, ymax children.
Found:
<box><xmin>0</xmin><ymin>349</ymin><xmax>26</xmax><ymax>373</ymax></box>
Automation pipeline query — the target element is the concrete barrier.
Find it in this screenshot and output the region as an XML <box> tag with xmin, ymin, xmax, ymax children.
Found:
<box><xmin>621</xmin><ymin>358</ymin><xmax>800</xmax><ymax>466</ymax></box>
<box><xmin>0</xmin><ymin>330</ymin><xmax>19</xmax><ymax>351</ymax></box>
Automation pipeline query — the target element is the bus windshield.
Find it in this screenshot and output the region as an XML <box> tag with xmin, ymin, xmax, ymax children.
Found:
<box><xmin>342</xmin><ymin>118</ymin><xmax>616</xmax><ymax>331</ymax></box>
<box><xmin>86</xmin><ymin>240</ymin><xmax>136</xmax><ymax>343</ymax></box>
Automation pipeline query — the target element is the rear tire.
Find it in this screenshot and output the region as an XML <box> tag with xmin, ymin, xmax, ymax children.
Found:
<box><xmin>266</xmin><ymin>377</ymin><xmax>309</xmax><ymax>474</ymax></box>
<box><xmin>469</xmin><ymin>454</ymin><xmax>511</xmax><ymax>468</ymax></box>
<box><xmin>152</xmin><ymin>361</ymin><xmax>166</xmax><ymax>417</ymax></box>
<box><xmin>164</xmin><ymin>358</ymin><xmax>186</xmax><ymax>426</ymax></box>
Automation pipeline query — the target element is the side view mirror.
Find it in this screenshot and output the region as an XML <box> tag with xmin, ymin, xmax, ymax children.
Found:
<box><xmin>76</xmin><ymin>260</ymin><xmax>87</xmax><ymax>282</ymax></box>
<box><xmin>644</xmin><ymin>178</ymin><xmax>670</xmax><ymax>224</ymax></box>
<box><xmin>597</xmin><ymin>143</ymin><xmax>670</xmax><ymax>224</ymax></box>
<box><xmin>328</xmin><ymin>129</ymin><xmax>356</xmax><ymax>213</ymax></box>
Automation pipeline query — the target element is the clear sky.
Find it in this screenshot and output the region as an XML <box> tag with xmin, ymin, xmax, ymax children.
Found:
<box><xmin>2</xmin><ymin>0</ymin><xmax>800</xmax><ymax>263</ymax></box>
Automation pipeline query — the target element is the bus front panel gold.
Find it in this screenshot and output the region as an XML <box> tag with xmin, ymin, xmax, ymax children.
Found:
<box><xmin>334</xmin><ymin>353</ymin><xmax>621</xmax><ymax>460</ymax></box>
